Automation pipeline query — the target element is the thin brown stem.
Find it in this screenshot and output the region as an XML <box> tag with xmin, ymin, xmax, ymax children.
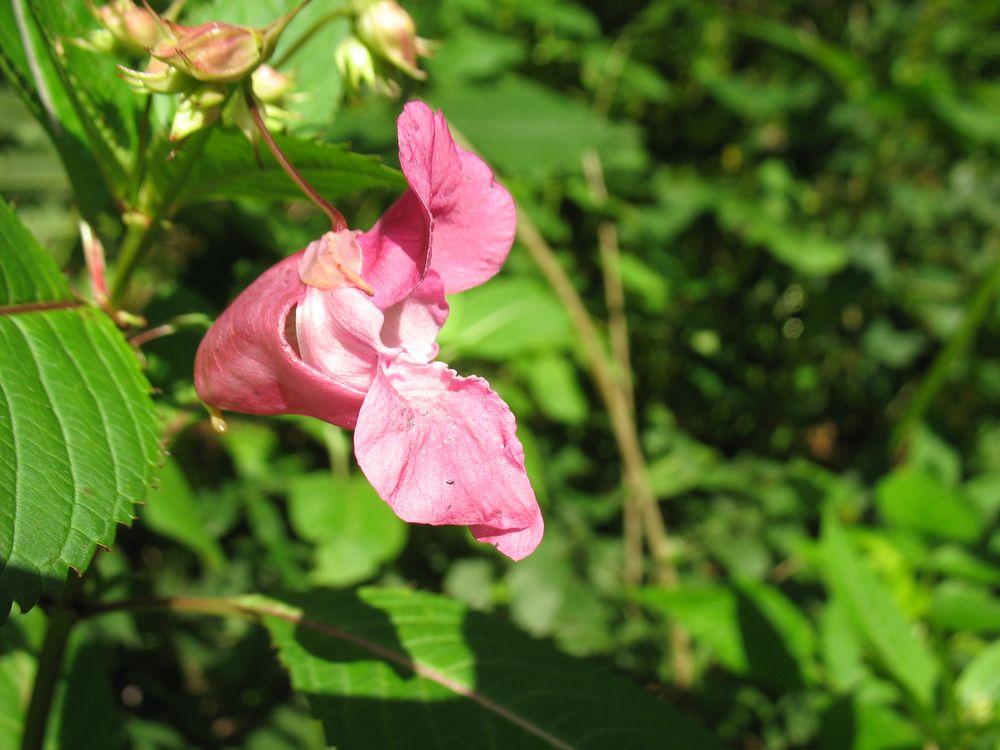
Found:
<box><xmin>246</xmin><ymin>90</ymin><xmax>347</xmax><ymax>231</ymax></box>
<box><xmin>515</xmin><ymin>212</ymin><xmax>692</xmax><ymax>686</ymax></box>
<box><xmin>582</xmin><ymin>149</ymin><xmax>641</xmax><ymax>585</ymax></box>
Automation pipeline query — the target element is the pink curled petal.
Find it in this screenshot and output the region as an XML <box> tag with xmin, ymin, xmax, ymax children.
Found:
<box><xmin>194</xmin><ymin>254</ymin><xmax>365</xmax><ymax>428</ymax></box>
<box><xmin>359</xmin><ymin>189</ymin><xmax>429</xmax><ymax>310</ymax></box>
<box><xmin>295</xmin><ymin>285</ymin><xmax>385</xmax><ymax>394</ymax></box>
<box><xmin>354</xmin><ymin>359</ymin><xmax>542</xmax><ymax>559</ymax></box>
<box><xmin>397</xmin><ymin>100</ymin><xmax>517</xmax><ymax>294</ymax></box>
<box><xmin>380</xmin><ymin>269</ymin><xmax>449</xmax><ymax>363</ymax></box>
<box><xmin>470</xmin><ymin>511</ymin><xmax>544</xmax><ymax>562</ymax></box>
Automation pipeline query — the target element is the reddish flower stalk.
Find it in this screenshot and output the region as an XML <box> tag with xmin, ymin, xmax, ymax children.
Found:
<box><xmin>245</xmin><ymin>90</ymin><xmax>348</xmax><ymax>232</ymax></box>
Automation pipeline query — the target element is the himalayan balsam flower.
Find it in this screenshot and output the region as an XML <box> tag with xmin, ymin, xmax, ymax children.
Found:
<box><xmin>194</xmin><ymin>101</ymin><xmax>543</xmax><ymax>560</ymax></box>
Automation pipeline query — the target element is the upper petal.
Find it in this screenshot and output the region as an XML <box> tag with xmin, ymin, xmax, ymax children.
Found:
<box><xmin>194</xmin><ymin>253</ymin><xmax>366</xmax><ymax>429</ymax></box>
<box><xmin>359</xmin><ymin>101</ymin><xmax>517</xmax><ymax>306</ymax></box>
<box><xmin>353</xmin><ymin>358</ymin><xmax>542</xmax><ymax>560</ymax></box>
<box><xmin>399</xmin><ymin>100</ymin><xmax>517</xmax><ymax>294</ymax></box>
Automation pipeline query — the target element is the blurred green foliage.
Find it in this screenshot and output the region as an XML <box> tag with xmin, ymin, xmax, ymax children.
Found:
<box><xmin>2</xmin><ymin>0</ymin><xmax>1000</xmax><ymax>748</ymax></box>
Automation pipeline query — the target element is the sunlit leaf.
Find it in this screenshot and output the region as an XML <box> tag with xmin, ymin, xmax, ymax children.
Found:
<box><xmin>254</xmin><ymin>588</ymin><xmax>722</xmax><ymax>749</ymax></box>
<box><xmin>822</xmin><ymin>515</ymin><xmax>939</xmax><ymax>708</ymax></box>
<box><xmin>0</xmin><ymin>202</ymin><xmax>160</xmax><ymax>615</ymax></box>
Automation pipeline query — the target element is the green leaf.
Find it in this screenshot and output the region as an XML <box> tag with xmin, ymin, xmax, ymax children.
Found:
<box><xmin>876</xmin><ymin>468</ymin><xmax>983</xmax><ymax>543</ymax></box>
<box><xmin>821</xmin><ymin>515</ymin><xmax>940</xmax><ymax>708</ymax></box>
<box><xmin>518</xmin><ymin>354</ymin><xmax>588</xmax><ymax>426</ymax></box>
<box><xmin>0</xmin><ymin>202</ymin><xmax>160</xmax><ymax>614</ymax></box>
<box><xmin>956</xmin><ymin>640</ymin><xmax>1000</xmax><ymax>721</ymax></box>
<box><xmin>634</xmin><ymin>581</ymin><xmax>815</xmax><ymax>690</ymax></box>
<box><xmin>252</xmin><ymin>588</ymin><xmax>722</xmax><ymax>749</ymax></box>
<box><xmin>288</xmin><ymin>473</ymin><xmax>407</xmax><ymax>587</ymax></box>
<box><xmin>431</xmin><ymin>74</ymin><xmax>645</xmax><ymax>175</ymax></box>
<box><xmin>717</xmin><ymin>195</ymin><xmax>849</xmax><ymax>276</ymax></box>
<box><xmin>151</xmin><ymin>130</ymin><xmax>405</xmax><ymax>210</ymax></box>
<box><xmin>141</xmin><ymin>458</ymin><xmax>226</xmax><ymax>570</ymax></box>
<box><xmin>818</xmin><ymin>596</ymin><xmax>869</xmax><ymax>692</ymax></box>
<box><xmin>0</xmin><ymin>0</ymin><xmax>128</xmax><ymax>216</ymax></box>
<box><xmin>929</xmin><ymin>580</ymin><xmax>1000</xmax><ymax>633</ymax></box>
<box><xmin>818</xmin><ymin>697</ymin><xmax>923</xmax><ymax>750</ymax></box>
<box><xmin>439</xmin><ymin>277</ymin><xmax>573</xmax><ymax>361</ymax></box>
<box><xmin>0</xmin><ymin>201</ymin><xmax>72</xmax><ymax>305</ymax></box>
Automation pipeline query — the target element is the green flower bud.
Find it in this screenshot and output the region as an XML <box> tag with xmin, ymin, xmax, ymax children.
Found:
<box><xmin>335</xmin><ymin>36</ymin><xmax>378</xmax><ymax>95</ymax></box>
<box><xmin>355</xmin><ymin>0</ymin><xmax>429</xmax><ymax>80</ymax></box>
<box><xmin>170</xmin><ymin>87</ymin><xmax>225</xmax><ymax>141</ymax></box>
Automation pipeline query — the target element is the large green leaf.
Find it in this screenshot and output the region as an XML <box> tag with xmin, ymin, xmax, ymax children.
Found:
<box><xmin>253</xmin><ymin>588</ymin><xmax>721</xmax><ymax>749</ymax></box>
<box><xmin>0</xmin><ymin>0</ymin><xmax>127</xmax><ymax>218</ymax></box>
<box><xmin>150</xmin><ymin>130</ymin><xmax>405</xmax><ymax>211</ymax></box>
<box><xmin>0</xmin><ymin>201</ymin><xmax>160</xmax><ymax>615</ymax></box>
<box><xmin>822</xmin><ymin>515</ymin><xmax>940</xmax><ymax>709</ymax></box>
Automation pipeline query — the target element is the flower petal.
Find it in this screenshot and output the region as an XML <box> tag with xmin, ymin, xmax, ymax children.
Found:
<box><xmin>295</xmin><ymin>285</ymin><xmax>384</xmax><ymax>393</ymax></box>
<box><xmin>380</xmin><ymin>270</ymin><xmax>448</xmax><ymax>363</ymax></box>
<box><xmin>470</xmin><ymin>512</ymin><xmax>545</xmax><ymax>562</ymax></box>
<box><xmin>358</xmin><ymin>189</ymin><xmax>429</xmax><ymax>309</ymax></box>
<box><xmin>399</xmin><ymin>100</ymin><xmax>516</xmax><ymax>294</ymax></box>
<box><xmin>194</xmin><ymin>253</ymin><xmax>365</xmax><ymax>428</ymax></box>
<box><xmin>359</xmin><ymin>101</ymin><xmax>517</xmax><ymax>305</ymax></box>
<box><xmin>354</xmin><ymin>359</ymin><xmax>542</xmax><ymax>559</ymax></box>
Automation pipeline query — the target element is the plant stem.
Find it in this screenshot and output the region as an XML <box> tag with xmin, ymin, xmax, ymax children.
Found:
<box><xmin>109</xmin><ymin>127</ymin><xmax>213</xmax><ymax>307</ymax></box>
<box><xmin>582</xmin><ymin>148</ymin><xmax>641</xmax><ymax>586</ymax></box>
<box><xmin>514</xmin><ymin>211</ymin><xmax>693</xmax><ymax>687</ymax></box>
<box><xmin>246</xmin><ymin>90</ymin><xmax>347</xmax><ymax>231</ymax></box>
<box><xmin>272</xmin><ymin>6</ymin><xmax>353</xmax><ymax>69</ymax></box>
<box><xmin>21</xmin><ymin>574</ymin><xmax>83</xmax><ymax>750</ymax></box>
<box><xmin>891</xmin><ymin>249</ymin><xmax>1000</xmax><ymax>457</ymax></box>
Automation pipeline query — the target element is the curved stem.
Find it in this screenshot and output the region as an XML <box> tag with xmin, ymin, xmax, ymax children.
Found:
<box><xmin>21</xmin><ymin>574</ymin><xmax>84</xmax><ymax>750</ymax></box>
<box><xmin>272</xmin><ymin>6</ymin><xmax>353</xmax><ymax>69</ymax></box>
<box><xmin>246</xmin><ymin>90</ymin><xmax>347</xmax><ymax>231</ymax></box>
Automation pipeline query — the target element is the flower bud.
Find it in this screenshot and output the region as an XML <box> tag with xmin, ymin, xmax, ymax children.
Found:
<box><xmin>150</xmin><ymin>22</ymin><xmax>265</xmax><ymax>83</ymax></box>
<box><xmin>335</xmin><ymin>36</ymin><xmax>378</xmax><ymax>95</ymax></box>
<box><xmin>170</xmin><ymin>86</ymin><xmax>225</xmax><ymax>141</ymax></box>
<box><xmin>143</xmin><ymin>2</ymin><xmax>305</xmax><ymax>85</ymax></box>
<box><xmin>252</xmin><ymin>64</ymin><xmax>294</xmax><ymax>104</ymax></box>
<box><xmin>118</xmin><ymin>57</ymin><xmax>192</xmax><ymax>94</ymax></box>
<box><xmin>96</xmin><ymin>0</ymin><xmax>163</xmax><ymax>54</ymax></box>
<box><xmin>355</xmin><ymin>0</ymin><xmax>429</xmax><ymax>80</ymax></box>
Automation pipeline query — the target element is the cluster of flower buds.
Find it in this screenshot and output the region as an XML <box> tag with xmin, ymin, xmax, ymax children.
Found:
<box><xmin>84</xmin><ymin>1</ymin><xmax>304</xmax><ymax>141</ymax></box>
<box><xmin>81</xmin><ymin>0</ymin><xmax>162</xmax><ymax>57</ymax></box>
<box><xmin>335</xmin><ymin>0</ymin><xmax>432</xmax><ymax>98</ymax></box>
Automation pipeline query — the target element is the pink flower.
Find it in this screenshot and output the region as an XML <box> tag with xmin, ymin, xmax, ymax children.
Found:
<box><xmin>194</xmin><ymin>101</ymin><xmax>543</xmax><ymax>560</ymax></box>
